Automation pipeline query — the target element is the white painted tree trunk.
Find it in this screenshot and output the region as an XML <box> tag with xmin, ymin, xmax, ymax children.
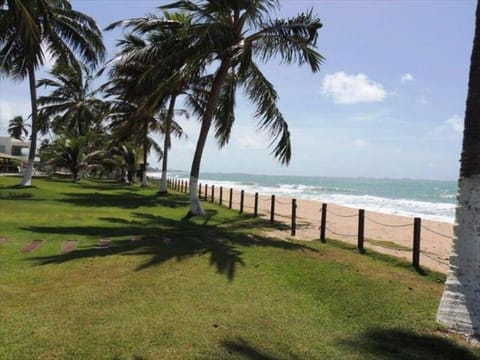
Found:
<box><xmin>141</xmin><ymin>171</ymin><xmax>148</xmax><ymax>187</ymax></box>
<box><xmin>189</xmin><ymin>176</ymin><xmax>205</xmax><ymax>216</ymax></box>
<box><xmin>20</xmin><ymin>159</ymin><xmax>35</xmax><ymax>186</ymax></box>
<box><xmin>159</xmin><ymin>170</ymin><xmax>168</xmax><ymax>193</ymax></box>
<box><xmin>437</xmin><ymin>175</ymin><xmax>480</xmax><ymax>338</ymax></box>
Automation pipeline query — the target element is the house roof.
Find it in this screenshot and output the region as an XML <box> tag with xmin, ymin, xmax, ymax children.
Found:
<box><xmin>0</xmin><ymin>152</ymin><xmax>21</xmax><ymax>160</ymax></box>
<box><xmin>10</xmin><ymin>139</ymin><xmax>30</xmax><ymax>147</ymax></box>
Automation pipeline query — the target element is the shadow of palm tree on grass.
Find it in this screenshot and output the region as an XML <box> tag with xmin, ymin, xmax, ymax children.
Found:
<box><xmin>337</xmin><ymin>328</ymin><xmax>478</xmax><ymax>359</ymax></box>
<box><xmin>222</xmin><ymin>337</ymin><xmax>300</xmax><ymax>359</ymax></box>
<box><xmin>59</xmin><ymin>192</ymin><xmax>189</xmax><ymax>209</ymax></box>
<box><xmin>25</xmin><ymin>212</ymin><xmax>315</xmax><ymax>281</ymax></box>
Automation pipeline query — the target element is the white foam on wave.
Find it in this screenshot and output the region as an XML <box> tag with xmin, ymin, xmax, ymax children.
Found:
<box><xmin>316</xmin><ymin>194</ymin><xmax>455</xmax><ymax>223</ymax></box>
<box><xmin>147</xmin><ymin>172</ymin><xmax>455</xmax><ymax>223</ymax></box>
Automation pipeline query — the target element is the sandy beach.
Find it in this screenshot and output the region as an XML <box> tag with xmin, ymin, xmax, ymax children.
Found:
<box><xmin>199</xmin><ymin>184</ymin><xmax>453</xmax><ymax>274</ymax></box>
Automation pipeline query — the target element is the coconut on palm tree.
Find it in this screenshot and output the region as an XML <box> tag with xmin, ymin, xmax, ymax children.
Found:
<box><xmin>109</xmin><ymin>1</ymin><xmax>324</xmax><ymax>215</ymax></box>
<box><xmin>437</xmin><ymin>0</ymin><xmax>480</xmax><ymax>339</ymax></box>
<box><xmin>0</xmin><ymin>0</ymin><xmax>105</xmax><ymax>186</ymax></box>
<box><xmin>7</xmin><ymin>115</ymin><xmax>30</xmax><ymax>140</ymax></box>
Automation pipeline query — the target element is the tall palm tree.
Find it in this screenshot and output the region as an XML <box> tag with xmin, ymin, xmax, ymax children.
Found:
<box><xmin>105</xmin><ymin>15</ymin><xmax>195</xmax><ymax>193</ymax></box>
<box><xmin>437</xmin><ymin>0</ymin><xmax>480</xmax><ymax>339</ymax></box>
<box><xmin>37</xmin><ymin>60</ymin><xmax>106</xmax><ymax>138</ymax></box>
<box><xmin>110</xmin><ymin>1</ymin><xmax>324</xmax><ymax>215</ymax></box>
<box><xmin>0</xmin><ymin>0</ymin><xmax>105</xmax><ymax>186</ymax></box>
<box><xmin>7</xmin><ymin>115</ymin><xmax>30</xmax><ymax>140</ymax></box>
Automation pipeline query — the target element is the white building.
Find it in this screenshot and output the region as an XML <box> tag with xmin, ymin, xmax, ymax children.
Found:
<box><xmin>0</xmin><ymin>136</ymin><xmax>38</xmax><ymax>172</ymax></box>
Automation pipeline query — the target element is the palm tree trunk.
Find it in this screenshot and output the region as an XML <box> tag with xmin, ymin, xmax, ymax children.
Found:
<box><xmin>141</xmin><ymin>143</ymin><xmax>148</xmax><ymax>187</ymax></box>
<box><xmin>20</xmin><ymin>65</ymin><xmax>38</xmax><ymax>186</ymax></box>
<box><xmin>188</xmin><ymin>59</ymin><xmax>231</xmax><ymax>216</ymax></box>
<box><xmin>159</xmin><ymin>95</ymin><xmax>177</xmax><ymax>193</ymax></box>
<box><xmin>437</xmin><ymin>0</ymin><xmax>480</xmax><ymax>338</ymax></box>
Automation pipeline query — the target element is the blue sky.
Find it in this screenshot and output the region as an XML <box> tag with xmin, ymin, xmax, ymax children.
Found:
<box><xmin>0</xmin><ymin>0</ymin><xmax>476</xmax><ymax>180</ymax></box>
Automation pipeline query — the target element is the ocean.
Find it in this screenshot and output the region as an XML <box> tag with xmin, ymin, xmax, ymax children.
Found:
<box><xmin>147</xmin><ymin>171</ymin><xmax>457</xmax><ymax>223</ymax></box>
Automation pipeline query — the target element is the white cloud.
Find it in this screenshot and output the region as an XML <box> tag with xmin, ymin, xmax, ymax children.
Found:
<box><xmin>417</xmin><ymin>95</ymin><xmax>428</xmax><ymax>105</ymax></box>
<box><xmin>321</xmin><ymin>72</ymin><xmax>387</xmax><ymax>104</ymax></box>
<box><xmin>353</xmin><ymin>139</ymin><xmax>368</xmax><ymax>147</ymax></box>
<box><xmin>430</xmin><ymin>114</ymin><xmax>464</xmax><ymax>138</ymax></box>
<box><xmin>400</xmin><ymin>73</ymin><xmax>415</xmax><ymax>83</ymax></box>
<box><xmin>444</xmin><ymin>114</ymin><xmax>463</xmax><ymax>133</ymax></box>
<box><xmin>237</xmin><ymin>136</ymin><xmax>264</xmax><ymax>150</ymax></box>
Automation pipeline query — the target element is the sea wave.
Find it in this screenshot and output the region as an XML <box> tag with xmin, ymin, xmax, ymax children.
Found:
<box><xmin>147</xmin><ymin>171</ymin><xmax>455</xmax><ymax>223</ymax></box>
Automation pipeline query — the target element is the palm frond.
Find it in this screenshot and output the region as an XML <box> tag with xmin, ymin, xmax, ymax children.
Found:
<box><xmin>242</xmin><ymin>61</ymin><xmax>291</xmax><ymax>164</ymax></box>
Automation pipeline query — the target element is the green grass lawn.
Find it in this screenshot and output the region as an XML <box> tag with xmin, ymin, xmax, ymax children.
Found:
<box><xmin>0</xmin><ymin>176</ymin><xmax>478</xmax><ymax>359</ymax></box>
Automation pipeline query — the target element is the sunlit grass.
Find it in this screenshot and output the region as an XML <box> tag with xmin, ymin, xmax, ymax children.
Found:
<box><xmin>0</xmin><ymin>176</ymin><xmax>477</xmax><ymax>359</ymax></box>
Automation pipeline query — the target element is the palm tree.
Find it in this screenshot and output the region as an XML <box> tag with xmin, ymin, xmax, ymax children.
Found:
<box><xmin>45</xmin><ymin>136</ymin><xmax>99</xmax><ymax>182</ymax></box>
<box><xmin>7</xmin><ymin>115</ymin><xmax>30</xmax><ymax>140</ymax></box>
<box><xmin>37</xmin><ymin>60</ymin><xmax>107</xmax><ymax>138</ymax></box>
<box><xmin>437</xmin><ymin>1</ymin><xmax>480</xmax><ymax>339</ymax></box>
<box><xmin>107</xmin><ymin>99</ymin><xmax>186</xmax><ymax>188</ymax></box>
<box><xmin>108</xmin><ymin>141</ymin><xmax>139</xmax><ymax>184</ymax></box>
<box><xmin>0</xmin><ymin>0</ymin><xmax>105</xmax><ymax>186</ymax></box>
<box><xmin>109</xmin><ymin>1</ymin><xmax>324</xmax><ymax>215</ymax></box>
<box><xmin>103</xmin><ymin>25</ymin><xmax>192</xmax><ymax>191</ymax></box>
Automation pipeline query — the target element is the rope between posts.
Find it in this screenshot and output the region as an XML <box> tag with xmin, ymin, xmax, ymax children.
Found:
<box><xmin>366</xmin><ymin>217</ymin><xmax>412</xmax><ymax>228</ymax></box>
<box><xmin>364</xmin><ymin>238</ymin><xmax>411</xmax><ymax>252</ymax></box>
<box><xmin>276</xmin><ymin>199</ymin><xmax>291</xmax><ymax>205</ymax></box>
<box><xmin>274</xmin><ymin>212</ymin><xmax>291</xmax><ymax>219</ymax></box>
<box><xmin>327</xmin><ymin>209</ymin><xmax>358</xmax><ymax>218</ymax></box>
<box><xmin>422</xmin><ymin>252</ymin><xmax>450</xmax><ymax>266</ymax></box>
<box><xmin>421</xmin><ymin>225</ymin><xmax>452</xmax><ymax>239</ymax></box>
<box><xmin>325</xmin><ymin>226</ymin><xmax>357</xmax><ymax>238</ymax></box>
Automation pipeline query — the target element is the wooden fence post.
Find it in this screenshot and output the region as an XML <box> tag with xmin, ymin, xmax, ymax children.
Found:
<box><xmin>413</xmin><ymin>217</ymin><xmax>421</xmax><ymax>269</ymax></box>
<box><xmin>219</xmin><ymin>187</ymin><xmax>223</xmax><ymax>205</ymax></box>
<box><xmin>199</xmin><ymin>183</ymin><xmax>202</xmax><ymax>198</ymax></box>
<box><xmin>320</xmin><ymin>203</ymin><xmax>327</xmax><ymax>242</ymax></box>
<box><xmin>270</xmin><ymin>195</ymin><xmax>275</xmax><ymax>222</ymax></box>
<box><xmin>254</xmin><ymin>193</ymin><xmax>259</xmax><ymax>217</ymax></box>
<box><xmin>240</xmin><ymin>190</ymin><xmax>244</xmax><ymax>214</ymax></box>
<box><xmin>229</xmin><ymin>188</ymin><xmax>233</xmax><ymax>209</ymax></box>
<box><xmin>204</xmin><ymin>184</ymin><xmax>208</xmax><ymax>200</ymax></box>
<box><xmin>211</xmin><ymin>185</ymin><xmax>215</xmax><ymax>202</ymax></box>
<box><xmin>291</xmin><ymin>199</ymin><xmax>297</xmax><ymax>236</ymax></box>
<box><xmin>358</xmin><ymin>209</ymin><xmax>365</xmax><ymax>253</ymax></box>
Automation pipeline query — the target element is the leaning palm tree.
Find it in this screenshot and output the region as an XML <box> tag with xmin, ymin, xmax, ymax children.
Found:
<box><xmin>37</xmin><ymin>60</ymin><xmax>107</xmax><ymax>137</ymax></box>
<box><xmin>109</xmin><ymin>1</ymin><xmax>324</xmax><ymax>215</ymax></box>
<box><xmin>105</xmin><ymin>17</ymin><xmax>194</xmax><ymax>193</ymax></box>
<box><xmin>0</xmin><ymin>0</ymin><xmax>105</xmax><ymax>186</ymax></box>
<box><xmin>437</xmin><ymin>0</ymin><xmax>480</xmax><ymax>339</ymax></box>
<box><xmin>7</xmin><ymin>115</ymin><xmax>30</xmax><ymax>140</ymax></box>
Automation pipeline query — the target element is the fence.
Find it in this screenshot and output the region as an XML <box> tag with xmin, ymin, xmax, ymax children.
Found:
<box><xmin>166</xmin><ymin>177</ymin><xmax>452</xmax><ymax>272</ymax></box>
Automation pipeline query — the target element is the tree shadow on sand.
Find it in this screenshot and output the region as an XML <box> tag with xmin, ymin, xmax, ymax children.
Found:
<box><xmin>337</xmin><ymin>328</ymin><xmax>478</xmax><ymax>359</ymax></box>
<box><xmin>25</xmin><ymin>212</ymin><xmax>315</xmax><ymax>281</ymax></box>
